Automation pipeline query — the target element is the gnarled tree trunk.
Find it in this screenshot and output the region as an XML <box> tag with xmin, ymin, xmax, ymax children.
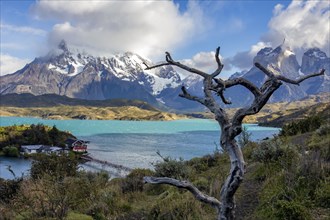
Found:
<box><xmin>143</xmin><ymin>46</ymin><xmax>324</xmax><ymax>220</ymax></box>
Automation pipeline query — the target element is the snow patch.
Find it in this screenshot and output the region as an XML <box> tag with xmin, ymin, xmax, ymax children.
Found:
<box><xmin>313</xmin><ymin>51</ymin><xmax>326</xmax><ymax>59</ymax></box>
<box><xmin>156</xmin><ymin>98</ymin><xmax>165</xmax><ymax>104</ymax></box>
<box><xmin>284</xmin><ymin>49</ymin><xmax>294</xmax><ymax>57</ymax></box>
<box><xmin>48</xmin><ymin>63</ymin><xmax>68</xmax><ymax>74</ymax></box>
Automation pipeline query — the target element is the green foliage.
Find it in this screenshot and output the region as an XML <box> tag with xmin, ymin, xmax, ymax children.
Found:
<box><xmin>11</xmin><ymin>170</ymin><xmax>112</xmax><ymax>220</ymax></box>
<box><xmin>2</xmin><ymin>145</ymin><xmax>19</xmax><ymax>157</ymax></box>
<box><xmin>315</xmin><ymin>180</ymin><xmax>330</xmax><ymax>208</ymax></box>
<box><xmin>121</xmin><ymin>169</ymin><xmax>154</xmax><ymax>193</ymax></box>
<box><xmin>0</xmin><ymin>178</ymin><xmax>22</xmax><ymax>203</ymax></box>
<box><xmin>30</xmin><ymin>153</ymin><xmax>79</xmax><ymax>179</ymax></box>
<box><xmin>66</xmin><ymin>212</ymin><xmax>93</xmax><ymax>220</ymax></box>
<box><xmin>273</xmin><ymin>200</ymin><xmax>311</xmax><ymax>220</ymax></box>
<box><xmin>251</xmin><ymin>138</ymin><xmax>299</xmax><ymax>164</ymax></box>
<box><xmin>187</xmin><ymin>153</ymin><xmax>221</xmax><ymax>173</ymax></box>
<box><xmin>280</xmin><ymin>115</ymin><xmax>322</xmax><ymax>136</ymax></box>
<box><xmin>154</xmin><ymin>156</ymin><xmax>190</xmax><ymax>180</ymax></box>
<box><xmin>252</xmin><ymin>131</ymin><xmax>330</xmax><ymax>219</ymax></box>
<box><xmin>148</xmin><ymin>191</ymin><xmax>213</xmax><ymax>220</ymax></box>
<box><xmin>238</xmin><ymin>126</ymin><xmax>252</xmax><ymax>148</ymax></box>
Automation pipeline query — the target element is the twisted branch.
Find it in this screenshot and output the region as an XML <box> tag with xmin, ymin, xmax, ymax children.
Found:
<box><xmin>144</xmin><ymin>176</ymin><xmax>221</xmax><ymax>209</ymax></box>
<box><xmin>211</xmin><ymin>47</ymin><xmax>224</xmax><ymax>77</ymax></box>
<box><xmin>179</xmin><ymin>86</ymin><xmax>207</xmax><ymax>105</ymax></box>
<box><xmin>230</xmin><ymin>63</ymin><xmax>325</xmax><ymax>137</ymax></box>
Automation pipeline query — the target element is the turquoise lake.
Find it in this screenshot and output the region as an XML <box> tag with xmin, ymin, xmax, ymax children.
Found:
<box><xmin>0</xmin><ymin>117</ymin><xmax>280</xmax><ymax>179</ymax></box>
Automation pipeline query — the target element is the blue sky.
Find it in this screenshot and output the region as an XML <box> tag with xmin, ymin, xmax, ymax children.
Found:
<box><xmin>1</xmin><ymin>0</ymin><xmax>329</xmax><ymax>77</ymax></box>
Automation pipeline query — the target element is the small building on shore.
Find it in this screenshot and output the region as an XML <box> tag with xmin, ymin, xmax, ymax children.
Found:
<box><xmin>65</xmin><ymin>138</ymin><xmax>89</xmax><ymax>153</ymax></box>
<box><xmin>21</xmin><ymin>145</ymin><xmax>45</xmax><ymax>154</ymax></box>
<box><xmin>20</xmin><ymin>145</ymin><xmax>66</xmax><ymax>155</ymax></box>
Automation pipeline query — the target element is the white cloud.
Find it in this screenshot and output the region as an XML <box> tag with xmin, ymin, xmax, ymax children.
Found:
<box><xmin>1</xmin><ymin>42</ymin><xmax>26</xmax><ymax>50</ymax></box>
<box><xmin>228</xmin><ymin>0</ymin><xmax>329</xmax><ymax>71</ymax></box>
<box><xmin>181</xmin><ymin>51</ymin><xmax>219</xmax><ymax>73</ymax></box>
<box><xmin>32</xmin><ymin>0</ymin><xmax>206</xmax><ymax>59</ymax></box>
<box><xmin>0</xmin><ymin>54</ymin><xmax>30</xmax><ymax>76</ymax></box>
<box><xmin>264</xmin><ymin>0</ymin><xmax>330</xmax><ymax>53</ymax></box>
<box><xmin>249</xmin><ymin>42</ymin><xmax>272</xmax><ymax>56</ymax></box>
<box><xmin>178</xmin><ymin>51</ymin><xmax>226</xmax><ymax>78</ymax></box>
<box><xmin>0</xmin><ymin>23</ymin><xmax>47</xmax><ymax>36</ymax></box>
<box><xmin>225</xmin><ymin>41</ymin><xmax>272</xmax><ymax>71</ymax></box>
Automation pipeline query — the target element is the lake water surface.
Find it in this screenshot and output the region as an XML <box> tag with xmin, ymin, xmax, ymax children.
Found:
<box><xmin>0</xmin><ymin>117</ymin><xmax>280</xmax><ymax>179</ymax></box>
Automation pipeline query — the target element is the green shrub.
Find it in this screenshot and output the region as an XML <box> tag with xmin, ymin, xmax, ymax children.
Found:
<box><xmin>238</xmin><ymin>126</ymin><xmax>252</xmax><ymax>148</ymax></box>
<box><xmin>315</xmin><ymin>180</ymin><xmax>330</xmax><ymax>208</ymax></box>
<box><xmin>0</xmin><ymin>178</ymin><xmax>22</xmax><ymax>203</ymax></box>
<box><xmin>66</xmin><ymin>212</ymin><xmax>93</xmax><ymax>220</ymax></box>
<box><xmin>192</xmin><ymin>177</ymin><xmax>209</xmax><ymax>192</ymax></box>
<box><xmin>154</xmin><ymin>157</ymin><xmax>190</xmax><ymax>180</ymax></box>
<box><xmin>187</xmin><ymin>154</ymin><xmax>219</xmax><ymax>173</ymax></box>
<box><xmin>280</xmin><ymin>116</ymin><xmax>322</xmax><ymax>136</ymax></box>
<box><xmin>274</xmin><ymin>200</ymin><xmax>311</xmax><ymax>220</ymax></box>
<box><xmin>148</xmin><ymin>191</ymin><xmax>212</xmax><ymax>220</ymax></box>
<box><xmin>251</xmin><ymin>139</ymin><xmax>298</xmax><ymax>165</ymax></box>
<box><xmin>121</xmin><ymin>169</ymin><xmax>154</xmax><ymax>193</ymax></box>
<box><xmin>242</xmin><ymin>141</ymin><xmax>259</xmax><ymax>160</ymax></box>
<box><xmin>2</xmin><ymin>145</ymin><xmax>19</xmax><ymax>157</ymax></box>
<box><xmin>30</xmin><ymin>153</ymin><xmax>79</xmax><ymax>179</ymax></box>
<box><xmin>316</xmin><ymin>123</ymin><xmax>330</xmax><ymax>136</ymax></box>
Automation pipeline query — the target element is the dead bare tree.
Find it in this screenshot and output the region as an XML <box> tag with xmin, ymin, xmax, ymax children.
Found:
<box><xmin>143</xmin><ymin>47</ymin><xmax>325</xmax><ymax>220</ymax></box>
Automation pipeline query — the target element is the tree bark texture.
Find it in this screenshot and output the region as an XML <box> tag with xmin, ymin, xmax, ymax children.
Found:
<box><xmin>144</xmin><ymin>46</ymin><xmax>325</xmax><ymax>220</ymax></box>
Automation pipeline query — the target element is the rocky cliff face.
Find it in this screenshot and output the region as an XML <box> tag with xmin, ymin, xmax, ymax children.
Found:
<box><xmin>0</xmin><ymin>41</ymin><xmax>328</xmax><ymax>110</ymax></box>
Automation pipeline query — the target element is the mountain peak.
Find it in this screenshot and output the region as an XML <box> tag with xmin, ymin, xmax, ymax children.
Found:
<box><xmin>256</xmin><ymin>47</ymin><xmax>273</xmax><ymax>56</ymax></box>
<box><xmin>304</xmin><ymin>48</ymin><xmax>327</xmax><ymax>60</ymax></box>
<box><xmin>58</xmin><ymin>40</ymin><xmax>69</xmax><ymax>52</ymax></box>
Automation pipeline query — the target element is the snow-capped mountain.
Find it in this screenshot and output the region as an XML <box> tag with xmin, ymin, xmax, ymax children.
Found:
<box><xmin>0</xmin><ymin>41</ymin><xmax>328</xmax><ymax>110</ymax></box>
<box><xmin>46</xmin><ymin>40</ymin><xmax>181</xmax><ymax>95</ymax></box>
<box><xmin>0</xmin><ymin>40</ymin><xmax>182</xmax><ymax>107</ymax></box>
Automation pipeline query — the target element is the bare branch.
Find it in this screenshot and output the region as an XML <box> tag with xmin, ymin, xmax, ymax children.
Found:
<box><xmin>211</xmin><ymin>47</ymin><xmax>224</xmax><ymax>77</ymax></box>
<box><xmin>165</xmin><ymin>52</ymin><xmax>209</xmax><ymax>78</ymax></box>
<box><xmin>254</xmin><ymin>62</ymin><xmax>276</xmax><ymax>79</ymax></box>
<box><xmin>179</xmin><ymin>86</ymin><xmax>207</xmax><ymax>105</ymax></box>
<box><xmin>144</xmin><ymin>176</ymin><xmax>221</xmax><ymax>209</ymax></box>
<box><xmin>255</xmin><ymin>62</ymin><xmax>325</xmax><ymax>85</ymax></box>
<box><xmin>218</xmin><ymin>88</ymin><xmax>232</xmax><ymax>104</ymax></box>
<box><xmin>276</xmin><ymin>69</ymin><xmax>325</xmax><ymax>85</ymax></box>
<box><xmin>225</xmin><ymin>78</ymin><xmax>262</xmax><ymax>97</ymax></box>
<box><xmin>231</xmin><ymin>79</ymin><xmax>282</xmax><ymax>137</ymax></box>
<box><xmin>143</xmin><ymin>62</ymin><xmax>170</xmax><ymax>70</ymax></box>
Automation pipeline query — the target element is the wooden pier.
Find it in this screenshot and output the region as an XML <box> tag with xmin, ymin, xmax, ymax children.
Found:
<box><xmin>80</xmin><ymin>155</ymin><xmax>132</xmax><ymax>172</ymax></box>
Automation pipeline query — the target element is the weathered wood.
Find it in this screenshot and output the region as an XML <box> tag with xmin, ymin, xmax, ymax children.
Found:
<box><xmin>143</xmin><ymin>176</ymin><xmax>221</xmax><ymax>210</ymax></box>
<box><xmin>144</xmin><ymin>46</ymin><xmax>325</xmax><ymax>220</ymax></box>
